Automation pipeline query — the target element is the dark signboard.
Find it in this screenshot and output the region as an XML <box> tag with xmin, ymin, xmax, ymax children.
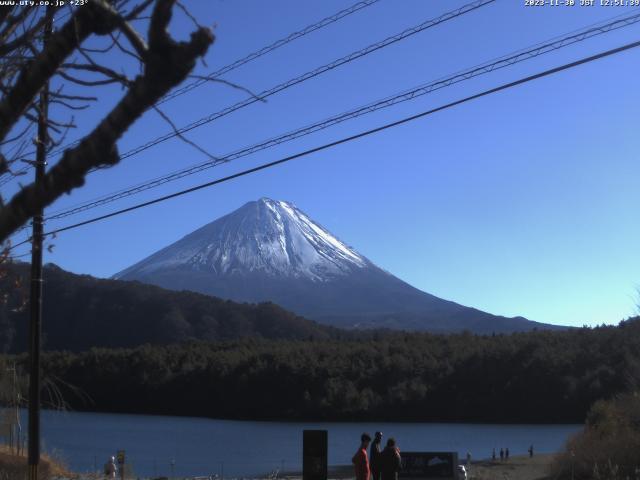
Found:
<box><xmin>399</xmin><ymin>452</ymin><xmax>458</xmax><ymax>479</ymax></box>
<box><xmin>303</xmin><ymin>430</ymin><xmax>327</xmax><ymax>480</ymax></box>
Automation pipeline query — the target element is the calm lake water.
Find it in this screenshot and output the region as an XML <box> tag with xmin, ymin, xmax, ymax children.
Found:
<box><xmin>26</xmin><ymin>409</ymin><xmax>581</xmax><ymax>478</ymax></box>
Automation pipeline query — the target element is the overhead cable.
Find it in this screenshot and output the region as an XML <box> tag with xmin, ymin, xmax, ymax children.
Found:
<box><xmin>43</xmin><ymin>11</ymin><xmax>640</xmax><ymax>222</ymax></box>
<box><xmin>39</xmin><ymin>38</ymin><xmax>640</xmax><ymax>239</ymax></box>
<box><xmin>0</xmin><ymin>0</ymin><xmax>384</xmax><ymax>183</ymax></box>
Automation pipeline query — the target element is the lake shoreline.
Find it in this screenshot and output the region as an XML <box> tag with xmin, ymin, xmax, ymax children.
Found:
<box><xmin>21</xmin><ymin>409</ymin><xmax>580</xmax><ymax>478</ymax></box>
<box><xmin>279</xmin><ymin>454</ymin><xmax>557</xmax><ymax>480</ymax></box>
<box><xmin>33</xmin><ymin>406</ymin><xmax>586</xmax><ymax>426</ymax></box>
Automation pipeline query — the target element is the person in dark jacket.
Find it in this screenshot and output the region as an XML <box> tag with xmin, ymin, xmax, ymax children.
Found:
<box><xmin>380</xmin><ymin>438</ymin><xmax>402</xmax><ymax>480</ymax></box>
<box><xmin>370</xmin><ymin>431</ymin><xmax>383</xmax><ymax>480</ymax></box>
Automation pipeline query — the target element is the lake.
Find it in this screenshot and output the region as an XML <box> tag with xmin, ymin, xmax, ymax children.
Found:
<box><xmin>25</xmin><ymin>409</ymin><xmax>581</xmax><ymax>478</ymax></box>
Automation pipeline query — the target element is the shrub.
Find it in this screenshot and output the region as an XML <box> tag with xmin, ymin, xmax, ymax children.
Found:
<box><xmin>550</xmin><ymin>392</ymin><xmax>640</xmax><ymax>479</ymax></box>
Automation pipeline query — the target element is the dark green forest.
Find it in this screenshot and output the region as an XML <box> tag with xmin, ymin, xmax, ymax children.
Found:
<box><xmin>2</xmin><ymin>261</ymin><xmax>639</xmax><ymax>424</ymax></box>
<box><xmin>8</xmin><ymin>318</ymin><xmax>639</xmax><ymax>424</ymax></box>
<box><xmin>0</xmin><ymin>262</ymin><xmax>339</xmax><ymax>352</ymax></box>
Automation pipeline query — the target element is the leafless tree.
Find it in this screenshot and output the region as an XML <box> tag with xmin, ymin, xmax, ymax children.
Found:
<box><xmin>0</xmin><ymin>0</ymin><xmax>214</xmax><ymax>245</ymax></box>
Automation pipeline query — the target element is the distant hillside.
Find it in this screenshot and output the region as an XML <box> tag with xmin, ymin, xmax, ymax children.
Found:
<box><xmin>0</xmin><ymin>262</ymin><xmax>337</xmax><ymax>353</ymax></box>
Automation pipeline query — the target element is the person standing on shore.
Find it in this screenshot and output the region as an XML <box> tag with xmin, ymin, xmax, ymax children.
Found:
<box><xmin>104</xmin><ymin>455</ymin><xmax>117</xmax><ymax>479</ymax></box>
<box><xmin>528</xmin><ymin>445</ymin><xmax>534</xmax><ymax>458</ymax></box>
<box><xmin>352</xmin><ymin>433</ymin><xmax>371</xmax><ymax>480</ymax></box>
<box><xmin>499</xmin><ymin>448</ymin><xmax>504</xmax><ymax>462</ymax></box>
<box><xmin>505</xmin><ymin>448</ymin><xmax>510</xmax><ymax>461</ymax></box>
<box><xmin>380</xmin><ymin>438</ymin><xmax>402</xmax><ymax>480</ymax></box>
<box><xmin>370</xmin><ymin>431</ymin><xmax>383</xmax><ymax>480</ymax></box>
<box><xmin>492</xmin><ymin>448</ymin><xmax>496</xmax><ymax>462</ymax></box>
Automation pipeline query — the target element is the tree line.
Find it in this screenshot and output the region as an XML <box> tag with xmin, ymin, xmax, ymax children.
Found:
<box><xmin>5</xmin><ymin>317</ymin><xmax>639</xmax><ymax>424</ymax></box>
<box><xmin>0</xmin><ymin>262</ymin><xmax>340</xmax><ymax>353</ymax></box>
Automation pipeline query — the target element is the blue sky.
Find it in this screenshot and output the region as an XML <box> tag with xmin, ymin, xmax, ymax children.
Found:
<box><xmin>4</xmin><ymin>0</ymin><xmax>640</xmax><ymax>327</ymax></box>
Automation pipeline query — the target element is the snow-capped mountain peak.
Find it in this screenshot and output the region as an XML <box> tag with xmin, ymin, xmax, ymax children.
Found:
<box><xmin>113</xmin><ymin>198</ymin><xmax>551</xmax><ymax>333</ymax></box>
<box><xmin>115</xmin><ymin>198</ymin><xmax>367</xmax><ymax>282</ymax></box>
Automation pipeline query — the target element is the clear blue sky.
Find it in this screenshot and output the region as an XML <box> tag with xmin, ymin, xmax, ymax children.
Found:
<box><xmin>5</xmin><ymin>0</ymin><xmax>640</xmax><ymax>327</ymax></box>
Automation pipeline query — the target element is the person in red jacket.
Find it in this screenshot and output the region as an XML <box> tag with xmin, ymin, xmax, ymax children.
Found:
<box><xmin>352</xmin><ymin>433</ymin><xmax>372</xmax><ymax>480</ymax></box>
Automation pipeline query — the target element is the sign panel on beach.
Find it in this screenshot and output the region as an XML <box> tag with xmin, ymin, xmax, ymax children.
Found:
<box><xmin>399</xmin><ymin>452</ymin><xmax>458</xmax><ymax>479</ymax></box>
<box><xmin>303</xmin><ymin>430</ymin><xmax>327</xmax><ymax>480</ymax></box>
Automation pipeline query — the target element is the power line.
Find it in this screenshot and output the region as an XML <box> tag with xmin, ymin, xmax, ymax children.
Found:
<box><xmin>158</xmin><ymin>0</ymin><xmax>383</xmax><ymax>105</ymax></box>
<box><xmin>4</xmin><ymin>236</ymin><xmax>32</xmax><ymax>255</ymax></box>
<box><xmin>26</xmin><ymin>0</ymin><xmax>496</xmax><ymax>215</ymax></box>
<box><xmin>43</xmin><ymin>10</ymin><xmax>640</xmax><ymax>222</ymax></box>
<box><xmin>0</xmin><ymin>165</ymin><xmax>31</xmax><ymax>188</ymax></box>
<box><xmin>116</xmin><ymin>0</ymin><xmax>495</xmax><ymax>161</ymax></box>
<box><xmin>41</xmin><ymin>38</ymin><xmax>640</xmax><ymax>240</ymax></box>
<box><xmin>0</xmin><ymin>0</ymin><xmax>384</xmax><ymax>183</ymax></box>
<box><xmin>0</xmin><ymin>165</ymin><xmax>32</xmax><ymax>187</ymax></box>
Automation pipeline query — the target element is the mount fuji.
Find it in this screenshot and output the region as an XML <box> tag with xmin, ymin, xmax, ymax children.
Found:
<box><xmin>114</xmin><ymin>198</ymin><xmax>558</xmax><ymax>333</ymax></box>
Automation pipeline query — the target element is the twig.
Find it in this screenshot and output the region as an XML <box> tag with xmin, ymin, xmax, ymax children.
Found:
<box><xmin>152</xmin><ymin>104</ymin><xmax>219</xmax><ymax>162</ymax></box>
<box><xmin>188</xmin><ymin>75</ymin><xmax>267</xmax><ymax>102</ymax></box>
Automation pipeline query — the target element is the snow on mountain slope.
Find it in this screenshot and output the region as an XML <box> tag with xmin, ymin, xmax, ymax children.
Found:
<box><xmin>114</xmin><ymin>198</ymin><xmax>560</xmax><ymax>333</ymax></box>
<box><xmin>114</xmin><ymin>198</ymin><xmax>367</xmax><ymax>282</ymax></box>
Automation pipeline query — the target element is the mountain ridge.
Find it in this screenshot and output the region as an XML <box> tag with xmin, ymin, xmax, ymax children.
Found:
<box><xmin>0</xmin><ymin>261</ymin><xmax>340</xmax><ymax>353</ymax></box>
<box><xmin>114</xmin><ymin>198</ymin><xmax>564</xmax><ymax>333</ymax></box>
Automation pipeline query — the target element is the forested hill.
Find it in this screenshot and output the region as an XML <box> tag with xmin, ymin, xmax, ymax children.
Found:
<box><xmin>21</xmin><ymin>317</ymin><xmax>640</xmax><ymax>423</ymax></box>
<box><xmin>0</xmin><ymin>262</ymin><xmax>339</xmax><ymax>353</ymax></box>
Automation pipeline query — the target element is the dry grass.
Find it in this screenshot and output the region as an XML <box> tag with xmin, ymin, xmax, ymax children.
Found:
<box><xmin>0</xmin><ymin>444</ymin><xmax>76</xmax><ymax>480</ymax></box>
<box><xmin>548</xmin><ymin>430</ymin><xmax>640</xmax><ymax>480</ymax></box>
<box><xmin>548</xmin><ymin>393</ymin><xmax>640</xmax><ymax>480</ymax></box>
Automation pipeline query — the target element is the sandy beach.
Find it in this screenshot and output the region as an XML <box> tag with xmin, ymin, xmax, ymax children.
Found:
<box><xmin>282</xmin><ymin>454</ymin><xmax>555</xmax><ymax>480</ymax></box>
<box><xmin>1</xmin><ymin>447</ymin><xmax>555</xmax><ymax>480</ymax></box>
<box><xmin>468</xmin><ymin>454</ymin><xmax>554</xmax><ymax>480</ymax></box>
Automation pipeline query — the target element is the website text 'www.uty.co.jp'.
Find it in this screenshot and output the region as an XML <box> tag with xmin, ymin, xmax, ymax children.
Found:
<box><xmin>0</xmin><ymin>1</ymin><xmax>87</xmax><ymax>7</ymax></box>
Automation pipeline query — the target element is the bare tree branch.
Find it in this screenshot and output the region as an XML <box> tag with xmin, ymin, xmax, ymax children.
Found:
<box><xmin>0</xmin><ymin>9</ymin><xmax>53</xmax><ymax>57</ymax></box>
<box><xmin>0</xmin><ymin>120</ymin><xmax>33</xmax><ymax>146</ymax></box>
<box><xmin>110</xmin><ymin>30</ymin><xmax>143</xmax><ymax>62</ymax></box>
<box><xmin>50</xmin><ymin>99</ymin><xmax>90</xmax><ymax>111</ymax></box>
<box><xmin>0</xmin><ymin>7</ymin><xmax>14</xmax><ymax>28</ymax></box>
<box><xmin>62</xmin><ymin>63</ymin><xmax>131</xmax><ymax>85</ymax></box>
<box><xmin>176</xmin><ymin>0</ymin><xmax>204</xmax><ymax>30</ymax></box>
<box><xmin>0</xmin><ymin>0</ymin><xmax>214</xmax><ymax>242</ymax></box>
<box><xmin>0</xmin><ymin>8</ymin><xmax>31</xmax><ymax>46</ymax></box>
<box><xmin>124</xmin><ymin>0</ymin><xmax>155</xmax><ymax>21</ymax></box>
<box><xmin>58</xmin><ymin>70</ymin><xmax>123</xmax><ymax>87</ymax></box>
<box><xmin>189</xmin><ymin>74</ymin><xmax>267</xmax><ymax>102</ymax></box>
<box><xmin>79</xmin><ymin>33</ymin><xmax>119</xmax><ymax>53</ymax></box>
<box><xmin>0</xmin><ymin>3</ymin><xmax>116</xmax><ymax>143</ymax></box>
<box><xmin>116</xmin><ymin>18</ymin><xmax>148</xmax><ymax>57</ymax></box>
<box><xmin>152</xmin><ymin>104</ymin><xmax>218</xmax><ymax>162</ymax></box>
<box><xmin>50</xmin><ymin>91</ymin><xmax>98</xmax><ymax>102</ymax></box>
<box><xmin>101</xmin><ymin>0</ymin><xmax>150</xmax><ymax>60</ymax></box>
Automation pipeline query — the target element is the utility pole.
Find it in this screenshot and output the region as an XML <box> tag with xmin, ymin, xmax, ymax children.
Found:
<box><xmin>28</xmin><ymin>9</ymin><xmax>52</xmax><ymax>480</ymax></box>
<box><xmin>6</xmin><ymin>364</ymin><xmax>21</xmax><ymax>454</ymax></box>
